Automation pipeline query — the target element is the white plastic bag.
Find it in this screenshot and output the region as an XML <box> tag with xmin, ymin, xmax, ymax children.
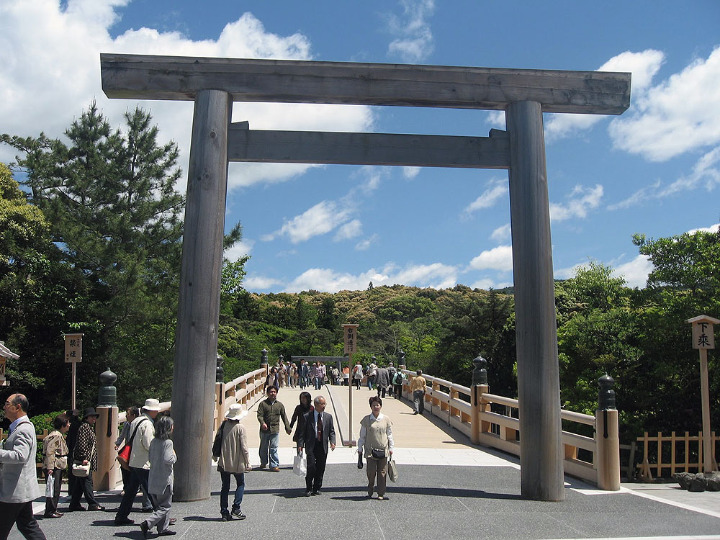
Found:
<box><xmin>45</xmin><ymin>472</ymin><xmax>54</xmax><ymax>498</ymax></box>
<box><xmin>293</xmin><ymin>451</ymin><xmax>307</xmax><ymax>477</ymax></box>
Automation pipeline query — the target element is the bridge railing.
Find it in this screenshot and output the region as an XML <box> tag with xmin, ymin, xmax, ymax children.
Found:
<box><xmin>399</xmin><ymin>369</ymin><xmax>619</xmax><ymax>490</ymax></box>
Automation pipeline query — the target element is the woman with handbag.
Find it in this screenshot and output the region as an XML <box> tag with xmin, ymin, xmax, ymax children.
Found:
<box><xmin>357</xmin><ymin>396</ymin><xmax>394</xmax><ymax>500</ymax></box>
<box><xmin>68</xmin><ymin>407</ymin><xmax>103</xmax><ymax>511</ymax></box>
<box><xmin>42</xmin><ymin>413</ymin><xmax>70</xmax><ymax>518</ymax></box>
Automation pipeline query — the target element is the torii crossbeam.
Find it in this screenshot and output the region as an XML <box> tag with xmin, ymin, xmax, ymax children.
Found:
<box><xmin>101</xmin><ymin>53</ymin><xmax>630</xmax><ymax>502</ymax></box>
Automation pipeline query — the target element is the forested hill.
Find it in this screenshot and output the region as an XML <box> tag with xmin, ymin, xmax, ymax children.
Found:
<box><xmin>218</xmin><ymin>284</ymin><xmax>517</xmax><ymax>397</ymax></box>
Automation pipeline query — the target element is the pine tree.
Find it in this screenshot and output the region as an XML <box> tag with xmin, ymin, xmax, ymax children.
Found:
<box><xmin>2</xmin><ymin>103</ymin><xmax>185</xmax><ymax>405</ymax></box>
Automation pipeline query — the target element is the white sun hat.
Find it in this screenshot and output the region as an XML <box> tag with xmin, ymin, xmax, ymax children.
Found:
<box><xmin>225</xmin><ymin>403</ymin><xmax>248</xmax><ymax>420</ymax></box>
<box><xmin>142</xmin><ymin>398</ymin><xmax>161</xmax><ymax>412</ymax></box>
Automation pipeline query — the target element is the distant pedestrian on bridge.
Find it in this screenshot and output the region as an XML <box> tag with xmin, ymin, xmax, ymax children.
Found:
<box><xmin>358</xmin><ymin>396</ymin><xmax>394</xmax><ymax>501</ymax></box>
<box><xmin>410</xmin><ymin>370</ymin><xmax>427</xmax><ymax>415</ymax></box>
<box><xmin>375</xmin><ymin>365</ymin><xmax>390</xmax><ymax>399</ymax></box>
<box><xmin>352</xmin><ymin>362</ymin><xmax>363</xmax><ymax>390</ymax></box>
<box><xmin>299</xmin><ymin>360</ymin><xmax>309</xmax><ymax>389</ymax></box>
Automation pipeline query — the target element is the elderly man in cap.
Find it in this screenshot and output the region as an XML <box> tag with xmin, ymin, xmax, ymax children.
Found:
<box><xmin>213</xmin><ymin>404</ymin><xmax>252</xmax><ymax>521</ymax></box>
<box><xmin>68</xmin><ymin>407</ymin><xmax>104</xmax><ymax>511</ymax></box>
<box><xmin>115</xmin><ymin>398</ymin><xmax>161</xmax><ymax>525</ymax></box>
<box><xmin>0</xmin><ymin>393</ymin><xmax>46</xmax><ymax>539</ymax></box>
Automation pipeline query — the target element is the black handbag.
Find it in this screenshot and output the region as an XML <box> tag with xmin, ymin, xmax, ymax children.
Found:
<box><xmin>371</xmin><ymin>448</ymin><xmax>386</xmax><ymax>459</ymax></box>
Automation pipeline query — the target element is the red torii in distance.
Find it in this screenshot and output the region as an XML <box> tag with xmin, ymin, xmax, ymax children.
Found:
<box><xmin>101</xmin><ymin>53</ymin><xmax>631</xmax><ymax>502</ymax></box>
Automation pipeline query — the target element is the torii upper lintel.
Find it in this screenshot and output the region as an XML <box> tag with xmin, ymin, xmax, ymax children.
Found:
<box><xmin>101</xmin><ymin>53</ymin><xmax>630</xmax><ymax>115</ymax></box>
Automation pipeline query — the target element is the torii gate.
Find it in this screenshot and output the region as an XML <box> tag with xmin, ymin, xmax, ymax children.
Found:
<box><xmin>101</xmin><ymin>54</ymin><xmax>631</xmax><ymax>502</ymax></box>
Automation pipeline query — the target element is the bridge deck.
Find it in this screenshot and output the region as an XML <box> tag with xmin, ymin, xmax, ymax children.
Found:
<box><xmin>17</xmin><ymin>384</ymin><xmax>720</xmax><ymax>539</ymax></box>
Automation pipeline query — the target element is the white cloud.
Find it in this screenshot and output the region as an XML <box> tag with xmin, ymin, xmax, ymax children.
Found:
<box><xmin>545</xmin><ymin>49</ymin><xmax>665</xmax><ymax>142</ymax></box>
<box><xmin>550</xmin><ymin>184</ymin><xmax>603</xmax><ymax>222</ymax></box>
<box><xmin>355</xmin><ymin>234</ymin><xmax>378</xmax><ymax>251</ymax></box>
<box><xmin>224</xmin><ymin>240</ymin><xmax>253</xmax><ymax>262</ymax></box>
<box><xmin>490</xmin><ymin>223</ymin><xmax>511</xmax><ymax>243</ymax></box>
<box><xmin>607</xmin><ymin>180</ymin><xmax>662</xmax><ymax>211</ymax></box>
<box><xmin>402</xmin><ymin>166</ymin><xmax>421</xmax><ymax>179</ymax></box>
<box><xmin>688</xmin><ymin>223</ymin><xmax>720</xmax><ymax>234</ymax></box>
<box><xmin>464</xmin><ymin>179</ymin><xmax>508</xmax><ymax>215</ymax></box>
<box><xmin>554</xmin><ymin>263</ymin><xmax>583</xmax><ymax>281</ymax></box>
<box><xmin>269</xmin><ymin>200</ymin><xmax>353</xmax><ymax>244</ymax></box>
<box><xmin>470</xmin><ymin>278</ymin><xmax>497</xmax><ymax>290</ymax></box>
<box><xmin>386</xmin><ymin>0</ymin><xmax>435</xmax><ymax>63</ymax></box>
<box><xmin>612</xmin><ymin>255</ymin><xmax>653</xmax><ymax>289</ymax></box>
<box><xmin>608</xmin><ymin>146</ymin><xmax>720</xmax><ymax>210</ymax></box>
<box><xmin>469</xmin><ymin>245</ymin><xmax>513</xmax><ymax>272</ymax></box>
<box><xmin>0</xmin><ymin>2</ymin><xmax>374</xmax><ymax>192</ymax></box>
<box><xmin>282</xmin><ymin>261</ymin><xmax>457</xmax><ymax>293</ymax></box>
<box><xmin>244</xmin><ymin>275</ymin><xmax>283</xmax><ymax>291</ymax></box>
<box><xmin>609</xmin><ymin>47</ymin><xmax>720</xmax><ymax>162</ymax></box>
<box><xmin>334</xmin><ymin>219</ymin><xmax>363</xmax><ymax>241</ymax></box>
<box><xmin>658</xmin><ymin>146</ymin><xmax>720</xmax><ymax>196</ymax></box>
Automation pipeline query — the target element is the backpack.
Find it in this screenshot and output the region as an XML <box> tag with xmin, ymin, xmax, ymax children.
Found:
<box><xmin>393</xmin><ymin>372</ymin><xmax>404</xmax><ymax>385</ymax></box>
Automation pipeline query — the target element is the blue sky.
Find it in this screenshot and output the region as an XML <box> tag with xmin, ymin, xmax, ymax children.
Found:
<box><xmin>1</xmin><ymin>0</ymin><xmax>719</xmax><ymax>293</ymax></box>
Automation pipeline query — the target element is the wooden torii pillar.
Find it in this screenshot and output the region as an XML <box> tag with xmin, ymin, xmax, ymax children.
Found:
<box><xmin>101</xmin><ymin>54</ymin><xmax>630</xmax><ymax>502</ymax></box>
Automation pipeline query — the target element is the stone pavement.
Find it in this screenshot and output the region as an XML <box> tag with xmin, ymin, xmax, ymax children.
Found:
<box><xmin>15</xmin><ymin>383</ymin><xmax>720</xmax><ymax>539</ymax></box>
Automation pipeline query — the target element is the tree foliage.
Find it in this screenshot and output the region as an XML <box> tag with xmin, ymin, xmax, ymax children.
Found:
<box><xmin>1</xmin><ymin>104</ymin><xmax>186</xmax><ymax>409</ymax></box>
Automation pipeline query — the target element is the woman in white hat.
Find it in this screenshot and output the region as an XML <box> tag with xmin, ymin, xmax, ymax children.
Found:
<box><xmin>213</xmin><ymin>404</ymin><xmax>252</xmax><ymax>521</ymax></box>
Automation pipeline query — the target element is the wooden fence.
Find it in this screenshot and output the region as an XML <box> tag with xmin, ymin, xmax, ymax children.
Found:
<box><xmin>636</xmin><ymin>431</ymin><xmax>719</xmax><ymax>480</ymax></box>
<box><xmin>400</xmin><ymin>370</ymin><xmax>618</xmax><ymax>488</ymax></box>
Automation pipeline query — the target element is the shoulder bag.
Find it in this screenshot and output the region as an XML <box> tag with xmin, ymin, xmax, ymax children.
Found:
<box><xmin>117</xmin><ymin>417</ymin><xmax>148</xmax><ymax>470</ymax></box>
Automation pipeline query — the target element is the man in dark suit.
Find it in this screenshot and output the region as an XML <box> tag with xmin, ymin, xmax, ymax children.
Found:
<box><xmin>298</xmin><ymin>395</ymin><xmax>335</xmax><ymax>496</ymax></box>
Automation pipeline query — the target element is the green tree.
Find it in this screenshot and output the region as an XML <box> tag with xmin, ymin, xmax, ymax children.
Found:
<box><xmin>2</xmin><ymin>104</ymin><xmax>186</xmax><ymax>407</ymax></box>
<box><xmin>0</xmin><ymin>163</ymin><xmax>76</xmax><ymax>402</ymax></box>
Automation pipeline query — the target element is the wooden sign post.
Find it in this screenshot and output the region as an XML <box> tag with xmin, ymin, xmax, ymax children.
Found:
<box><xmin>64</xmin><ymin>333</ymin><xmax>83</xmax><ymax>410</ymax></box>
<box><xmin>687</xmin><ymin>315</ymin><xmax>719</xmax><ymax>473</ymax></box>
<box><xmin>343</xmin><ymin>324</ymin><xmax>359</xmax><ymax>445</ymax></box>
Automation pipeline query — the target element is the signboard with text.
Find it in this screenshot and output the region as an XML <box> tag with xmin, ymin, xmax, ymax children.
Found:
<box><xmin>343</xmin><ymin>324</ymin><xmax>358</xmax><ymax>354</ymax></box>
<box><xmin>64</xmin><ymin>333</ymin><xmax>83</xmax><ymax>363</ymax></box>
<box><xmin>692</xmin><ymin>322</ymin><xmax>715</xmax><ymax>349</ymax></box>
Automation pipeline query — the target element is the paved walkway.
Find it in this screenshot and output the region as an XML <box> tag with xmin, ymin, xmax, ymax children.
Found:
<box><xmin>16</xmin><ymin>383</ymin><xmax>720</xmax><ymax>539</ymax></box>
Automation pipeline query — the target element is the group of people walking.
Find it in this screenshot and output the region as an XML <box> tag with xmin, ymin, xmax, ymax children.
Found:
<box><xmin>0</xmin><ymin>369</ymin><xmax>426</xmax><ymax>538</ymax></box>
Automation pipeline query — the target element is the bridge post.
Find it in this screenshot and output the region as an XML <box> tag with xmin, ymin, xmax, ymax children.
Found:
<box><xmin>507</xmin><ymin>100</ymin><xmax>564</xmax><ymax>501</ymax></box>
<box><xmin>471</xmin><ymin>355</ymin><xmax>489</xmax><ymax>444</ymax></box>
<box><xmin>95</xmin><ymin>368</ymin><xmax>119</xmax><ymax>491</ymax></box>
<box><xmin>171</xmin><ymin>89</ymin><xmax>232</xmax><ymax>502</ymax></box>
<box><xmin>596</xmin><ymin>374</ymin><xmax>621</xmax><ymax>490</ymax></box>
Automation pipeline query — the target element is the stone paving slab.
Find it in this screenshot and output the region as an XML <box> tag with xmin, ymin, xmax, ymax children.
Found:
<box><xmin>19</xmin><ymin>462</ymin><xmax>720</xmax><ymax>540</ymax></box>
<box><xmin>14</xmin><ymin>384</ymin><xmax>720</xmax><ymax>539</ymax></box>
